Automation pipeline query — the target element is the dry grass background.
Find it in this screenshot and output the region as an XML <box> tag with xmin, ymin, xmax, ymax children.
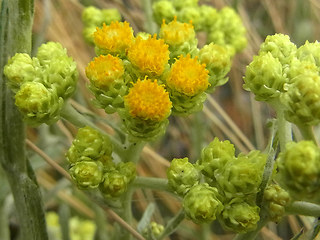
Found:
<box><xmin>27</xmin><ymin>0</ymin><xmax>320</xmax><ymax>239</ymax></box>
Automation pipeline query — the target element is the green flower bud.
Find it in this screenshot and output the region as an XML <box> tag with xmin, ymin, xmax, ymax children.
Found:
<box><xmin>82</xmin><ymin>26</ymin><xmax>97</xmax><ymax>45</ymax></box>
<box><xmin>264</xmin><ymin>184</ymin><xmax>290</xmax><ymax>222</ymax></box>
<box><xmin>297</xmin><ymin>41</ymin><xmax>320</xmax><ymax>72</ymax></box>
<box><xmin>177</xmin><ymin>7</ymin><xmax>202</xmax><ymax>31</ymax></box>
<box><xmin>183</xmin><ymin>183</ymin><xmax>223</xmax><ymax>224</ymax></box>
<box><xmin>199</xmin><ymin>5</ymin><xmax>218</xmax><ymax>32</ymax></box>
<box><xmin>69</xmin><ymin>161</ymin><xmax>104</xmax><ymax>189</ymax></box>
<box><xmin>281</xmin><ymin>69</ymin><xmax>320</xmax><ymax>125</ymax></box>
<box><xmin>150</xmin><ymin>222</ymin><xmax>164</xmax><ymax>237</ymax></box>
<box><xmin>101</xmin><ymin>9</ymin><xmax>122</xmax><ymax>25</ymax></box>
<box><xmin>82</xmin><ymin>6</ymin><xmax>104</xmax><ymax>27</ymax></box>
<box><xmin>37</xmin><ymin>42</ymin><xmax>78</xmax><ymax>99</ymax></box>
<box><xmin>198</xmin><ymin>43</ymin><xmax>232</xmax><ymax>93</ymax></box>
<box><xmin>172</xmin><ymin>0</ymin><xmax>198</xmax><ymax>11</ymax></box>
<box><xmin>66</xmin><ymin>126</ymin><xmax>112</xmax><ymax>164</ymax></box>
<box><xmin>117</xmin><ymin>162</ymin><xmax>136</xmax><ymax>183</ymax></box>
<box><xmin>219</xmin><ymin>198</ymin><xmax>260</xmax><ymax>233</ymax></box>
<box><xmin>259</xmin><ymin>34</ymin><xmax>297</xmax><ymax>67</ymax></box>
<box><xmin>276</xmin><ymin>141</ymin><xmax>320</xmax><ymax>202</ymax></box>
<box><xmin>99</xmin><ymin>170</ymin><xmax>129</xmax><ymax>198</ymax></box>
<box><xmin>152</xmin><ymin>0</ymin><xmax>176</xmax><ymax>25</ymax></box>
<box><xmin>243</xmin><ymin>52</ymin><xmax>288</xmax><ymax>101</ymax></box>
<box><xmin>4</xmin><ymin>53</ymin><xmax>41</xmax><ymax>92</ymax></box>
<box><xmin>286</xmin><ymin>58</ymin><xmax>318</xmax><ymax>81</ymax></box>
<box><xmin>167</xmin><ymin>157</ymin><xmax>200</xmax><ymax>196</ymax></box>
<box><xmin>15</xmin><ymin>82</ymin><xmax>64</xmax><ymax>126</ymax></box>
<box><xmin>216</xmin><ymin>150</ymin><xmax>266</xmax><ymax>199</ymax></box>
<box><xmin>207</xmin><ymin>7</ymin><xmax>247</xmax><ymax>54</ymax></box>
<box><xmin>198</xmin><ymin>137</ymin><xmax>235</xmax><ymax>180</ymax></box>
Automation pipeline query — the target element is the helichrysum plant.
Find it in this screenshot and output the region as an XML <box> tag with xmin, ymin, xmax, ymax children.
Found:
<box><xmin>5</xmin><ymin>2</ymin><xmax>320</xmax><ymax>240</ymax></box>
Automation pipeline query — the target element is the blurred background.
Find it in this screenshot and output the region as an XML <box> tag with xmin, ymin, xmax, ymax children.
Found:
<box><xmin>20</xmin><ymin>0</ymin><xmax>320</xmax><ymax>239</ymax></box>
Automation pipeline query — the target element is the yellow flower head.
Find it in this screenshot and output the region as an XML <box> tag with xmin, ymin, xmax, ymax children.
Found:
<box><xmin>125</xmin><ymin>78</ymin><xmax>172</xmax><ymax>121</ymax></box>
<box><xmin>159</xmin><ymin>17</ymin><xmax>195</xmax><ymax>46</ymax></box>
<box><xmin>85</xmin><ymin>54</ymin><xmax>124</xmax><ymax>90</ymax></box>
<box><xmin>127</xmin><ymin>35</ymin><xmax>169</xmax><ymax>76</ymax></box>
<box><xmin>167</xmin><ymin>54</ymin><xmax>209</xmax><ymax>96</ymax></box>
<box><xmin>93</xmin><ymin>21</ymin><xmax>134</xmax><ymax>55</ymax></box>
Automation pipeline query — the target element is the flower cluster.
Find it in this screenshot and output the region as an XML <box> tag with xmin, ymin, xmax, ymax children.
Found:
<box><xmin>153</xmin><ymin>0</ymin><xmax>247</xmax><ymax>55</ymax></box>
<box><xmin>82</xmin><ymin>6</ymin><xmax>121</xmax><ymax>44</ymax></box>
<box><xmin>67</xmin><ymin>126</ymin><xmax>136</xmax><ymax>197</ymax></box>
<box><xmin>86</xmin><ymin>18</ymin><xmax>232</xmax><ymax>141</ymax></box>
<box><xmin>4</xmin><ymin>42</ymin><xmax>78</xmax><ymax>126</ymax></box>
<box><xmin>244</xmin><ymin>34</ymin><xmax>320</xmax><ymax>126</ymax></box>
<box><xmin>167</xmin><ymin>138</ymin><xmax>268</xmax><ymax>232</ymax></box>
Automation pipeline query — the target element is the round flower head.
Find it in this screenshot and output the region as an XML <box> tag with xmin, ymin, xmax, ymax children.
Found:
<box><xmin>297</xmin><ymin>40</ymin><xmax>320</xmax><ymax>73</ymax></box>
<box><xmin>127</xmin><ymin>35</ymin><xmax>169</xmax><ymax>77</ymax></box>
<box><xmin>69</xmin><ymin>161</ymin><xmax>104</xmax><ymax>189</ymax></box>
<box><xmin>198</xmin><ymin>43</ymin><xmax>232</xmax><ymax>92</ymax></box>
<box><xmin>15</xmin><ymin>82</ymin><xmax>64</xmax><ymax>126</ymax></box>
<box><xmin>167</xmin><ymin>54</ymin><xmax>209</xmax><ymax>96</ymax></box>
<box><xmin>99</xmin><ymin>170</ymin><xmax>129</xmax><ymax>198</ymax></box>
<box><xmin>177</xmin><ymin>7</ymin><xmax>202</xmax><ymax>31</ymax></box>
<box><xmin>243</xmin><ymin>52</ymin><xmax>287</xmax><ymax>102</ymax></box>
<box><xmin>259</xmin><ymin>33</ymin><xmax>297</xmax><ymax>68</ymax></box>
<box><xmin>172</xmin><ymin>0</ymin><xmax>198</xmax><ymax>11</ymax></box>
<box><xmin>125</xmin><ymin>78</ymin><xmax>172</xmax><ymax>121</ymax></box>
<box><xmin>152</xmin><ymin>0</ymin><xmax>176</xmax><ymax>25</ymax></box>
<box><xmin>199</xmin><ymin>5</ymin><xmax>219</xmax><ymax>32</ymax></box>
<box><xmin>93</xmin><ymin>21</ymin><xmax>134</xmax><ymax>56</ymax></box>
<box><xmin>167</xmin><ymin>157</ymin><xmax>201</xmax><ymax>196</ymax></box>
<box><xmin>82</xmin><ymin>6</ymin><xmax>104</xmax><ymax>27</ymax></box>
<box><xmin>276</xmin><ymin>141</ymin><xmax>320</xmax><ymax>202</ymax></box>
<box><xmin>219</xmin><ymin>198</ymin><xmax>260</xmax><ymax>233</ymax></box>
<box><xmin>86</xmin><ymin>54</ymin><xmax>124</xmax><ymax>91</ymax></box>
<box><xmin>183</xmin><ymin>183</ymin><xmax>223</xmax><ymax>224</ymax></box>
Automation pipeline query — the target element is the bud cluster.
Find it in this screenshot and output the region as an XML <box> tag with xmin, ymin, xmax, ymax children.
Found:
<box><xmin>4</xmin><ymin>42</ymin><xmax>78</xmax><ymax>126</ymax></box>
<box><xmin>67</xmin><ymin>126</ymin><xmax>136</xmax><ymax>198</ymax></box>
<box><xmin>152</xmin><ymin>1</ymin><xmax>247</xmax><ymax>55</ymax></box>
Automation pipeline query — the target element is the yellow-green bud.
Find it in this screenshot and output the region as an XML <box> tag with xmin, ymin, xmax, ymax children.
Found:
<box><xmin>243</xmin><ymin>52</ymin><xmax>287</xmax><ymax>101</ymax></box>
<box><xmin>264</xmin><ymin>184</ymin><xmax>290</xmax><ymax>222</ymax></box>
<box><xmin>117</xmin><ymin>162</ymin><xmax>136</xmax><ymax>183</ymax></box>
<box><xmin>172</xmin><ymin>0</ymin><xmax>198</xmax><ymax>11</ymax></box>
<box><xmin>216</xmin><ymin>150</ymin><xmax>266</xmax><ymax>199</ymax></box>
<box><xmin>259</xmin><ymin>34</ymin><xmax>297</xmax><ymax>68</ymax></box>
<box><xmin>69</xmin><ymin>161</ymin><xmax>104</xmax><ymax>189</ymax></box>
<box><xmin>66</xmin><ymin>126</ymin><xmax>112</xmax><ymax>164</ymax></box>
<box><xmin>276</xmin><ymin>141</ymin><xmax>320</xmax><ymax>202</ymax></box>
<box><xmin>183</xmin><ymin>183</ymin><xmax>223</xmax><ymax>224</ymax></box>
<box><xmin>199</xmin><ymin>5</ymin><xmax>218</xmax><ymax>32</ymax></box>
<box><xmin>101</xmin><ymin>9</ymin><xmax>122</xmax><ymax>25</ymax></box>
<box><xmin>82</xmin><ymin>6</ymin><xmax>104</xmax><ymax>27</ymax></box>
<box><xmin>167</xmin><ymin>157</ymin><xmax>200</xmax><ymax>196</ymax></box>
<box><xmin>152</xmin><ymin>0</ymin><xmax>176</xmax><ymax>25</ymax></box>
<box><xmin>99</xmin><ymin>170</ymin><xmax>129</xmax><ymax>198</ymax></box>
<box><xmin>198</xmin><ymin>137</ymin><xmax>235</xmax><ymax>180</ymax></box>
<box><xmin>37</xmin><ymin>42</ymin><xmax>67</xmax><ymax>66</ymax></box>
<box><xmin>4</xmin><ymin>53</ymin><xmax>41</xmax><ymax>92</ymax></box>
<box><xmin>198</xmin><ymin>43</ymin><xmax>232</xmax><ymax>93</ymax></box>
<box><xmin>15</xmin><ymin>82</ymin><xmax>64</xmax><ymax>126</ymax></box>
<box><xmin>150</xmin><ymin>222</ymin><xmax>164</xmax><ymax>237</ymax></box>
<box><xmin>281</xmin><ymin>69</ymin><xmax>320</xmax><ymax>125</ymax></box>
<box><xmin>219</xmin><ymin>198</ymin><xmax>260</xmax><ymax>233</ymax></box>
<box><xmin>177</xmin><ymin>7</ymin><xmax>202</xmax><ymax>31</ymax></box>
<box><xmin>297</xmin><ymin>41</ymin><xmax>320</xmax><ymax>73</ymax></box>
<box><xmin>82</xmin><ymin>26</ymin><xmax>97</xmax><ymax>45</ymax></box>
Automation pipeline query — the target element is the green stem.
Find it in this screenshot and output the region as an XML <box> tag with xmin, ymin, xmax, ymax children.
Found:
<box><xmin>132</xmin><ymin>177</ymin><xmax>170</xmax><ymax>192</ymax></box>
<box><xmin>122</xmin><ymin>141</ymin><xmax>146</xmax><ymax>163</ymax></box>
<box><xmin>200</xmin><ymin>223</ymin><xmax>211</xmax><ymax>240</ymax></box>
<box><xmin>0</xmin><ymin>0</ymin><xmax>48</xmax><ymax>239</ymax></box>
<box><xmin>141</xmin><ymin>0</ymin><xmax>157</xmax><ymax>34</ymax></box>
<box><xmin>285</xmin><ymin>201</ymin><xmax>320</xmax><ymax>217</ymax></box>
<box><xmin>157</xmin><ymin>209</ymin><xmax>185</xmax><ymax>240</ymax></box>
<box><xmin>121</xmin><ymin>188</ymin><xmax>135</xmax><ymax>240</ymax></box>
<box><xmin>297</xmin><ymin>124</ymin><xmax>318</xmax><ymax>144</ymax></box>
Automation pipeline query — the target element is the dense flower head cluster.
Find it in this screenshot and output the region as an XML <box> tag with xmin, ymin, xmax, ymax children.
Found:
<box><xmin>4</xmin><ymin>42</ymin><xmax>78</xmax><ymax>126</ymax></box>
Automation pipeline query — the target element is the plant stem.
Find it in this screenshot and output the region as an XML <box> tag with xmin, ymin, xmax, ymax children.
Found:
<box><xmin>141</xmin><ymin>0</ymin><xmax>157</xmax><ymax>34</ymax></box>
<box><xmin>157</xmin><ymin>209</ymin><xmax>185</xmax><ymax>240</ymax></box>
<box><xmin>0</xmin><ymin>0</ymin><xmax>48</xmax><ymax>239</ymax></box>
<box><xmin>285</xmin><ymin>201</ymin><xmax>320</xmax><ymax>217</ymax></box>
<box><xmin>132</xmin><ymin>177</ymin><xmax>170</xmax><ymax>192</ymax></box>
<box><xmin>297</xmin><ymin>124</ymin><xmax>318</xmax><ymax>144</ymax></box>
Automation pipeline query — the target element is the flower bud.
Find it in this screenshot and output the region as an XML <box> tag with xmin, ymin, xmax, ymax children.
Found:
<box><xmin>167</xmin><ymin>158</ymin><xmax>200</xmax><ymax>196</ymax></box>
<box><xmin>172</xmin><ymin>0</ymin><xmax>198</xmax><ymax>11</ymax></box>
<box><xmin>82</xmin><ymin>6</ymin><xmax>104</xmax><ymax>27</ymax></box>
<box><xmin>117</xmin><ymin>162</ymin><xmax>136</xmax><ymax>183</ymax></box>
<box><xmin>264</xmin><ymin>184</ymin><xmax>290</xmax><ymax>222</ymax></box>
<box><xmin>99</xmin><ymin>170</ymin><xmax>129</xmax><ymax>198</ymax></box>
<box><xmin>198</xmin><ymin>43</ymin><xmax>232</xmax><ymax>93</ymax></box>
<box><xmin>152</xmin><ymin>0</ymin><xmax>176</xmax><ymax>25</ymax></box>
<box><xmin>199</xmin><ymin>5</ymin><xmax>218</xmax><ymax>32</ymax></box>
<box><xmin>219</xmin><ymin>198</ymin><xmax>260</xmax><ymax>233</ymax></box>
<box><xmin>243</xmin><ymin>52</ymin><xmax>287</xmax><ymax>101</ymax></box>
<box><xmin>4</xmin><ymin>53</ymin><xmax>41</xmax><ymax>92</ymax></box>
<box><xmin>276</xmin><ymin>141</ymin><xmax>320</xmax><ymax>202</ymax></box>
<box><xmin>297</xmin><ymin>40</ymin><xmax>320</xmax><ymax>73</ymax></box>
<box><xmin>259</xmin><ymin>34</ymin><xmax>297</xmax><ymax>68</ymax></box>
<box><xmin>183</xmin><ymin>183</ymin><xmax>223</xmax><ymax>224</ymax></box>
<box><xmin>177</xmin><ymin>7</ymin><xmax>202</xmax><ymax>31</ymax></box>
<box><xmin>69</xmin><ymin>161</ymin><xmax>104</xmax><ymax>189</ymax></box>
<box><xmin>15</xmin><ymin>82</ymin><xmax>64</xmax><ymax>126</ymax></box>
<box><xmin>198</xmin><ymin>137</ymin><xmax>235</xmax><ymax>180</ymax></box>
<box><xmin>66</xmin><ymin>126</ymin><xmax>112</xmax><ymax>164</ymax></box>
<box><xmin>216</xmin><ymin>150</ymin><xmax>266</xmax><ymax>199</ymax></box>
